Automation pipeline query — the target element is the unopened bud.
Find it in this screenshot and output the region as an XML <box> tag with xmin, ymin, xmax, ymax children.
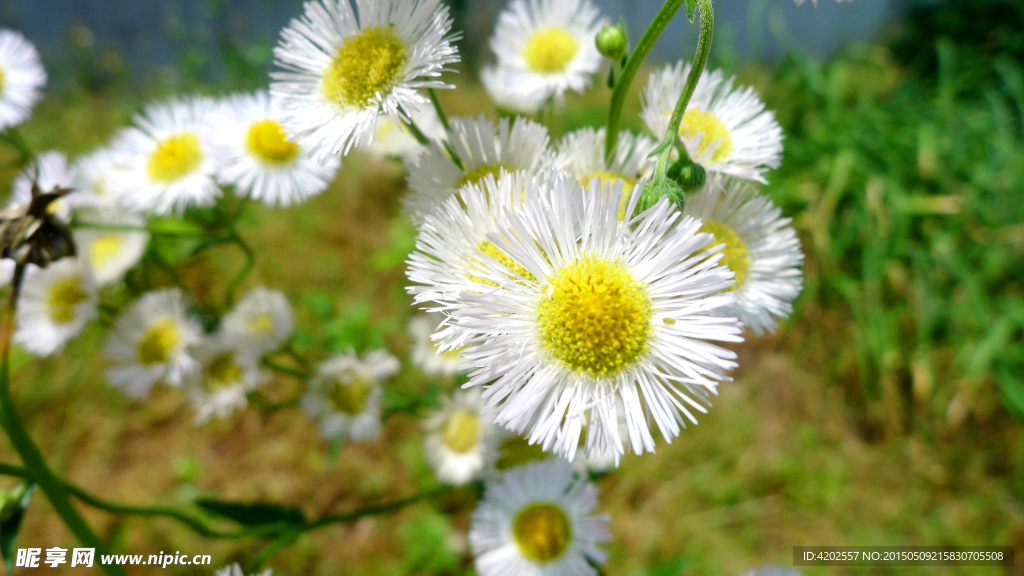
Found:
<box><xmin>667</xmin><ymin>159</ymin><xmax>706</xmax><ymax>192</ymax></box>
<box><xmin>596</xmin><ymin>23</ymin><xmax>628</xmax><ymax>61</ymax></box>
<box><xmin>636</xmin><ymin>176</ymin><xmax>685</xmax><ymax>214</ymax></box>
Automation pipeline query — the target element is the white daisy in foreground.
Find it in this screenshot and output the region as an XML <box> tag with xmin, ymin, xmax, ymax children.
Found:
<box><xmin>214</xmin><ymin>563</ymin><xmax>271</xmax><ymax>576</ymax></box>
<box><xmin>207</xmin><ymin>90</ymin><xmax>340</xmax><ymax>208</ymax></box>
<box><xmin>406</xmin><ymin>170</ymin><xmax>533</xmax><ymax>319</ymax></box>
<box><xmin>424</xmin><ymin>388</ymin><xmax>500</xmax><ymax>485</ymax></box>
<box><xmin>220</xmin><ymin>287</ymin><xmax>294</xmax><ymax>357</ymax></box>
<box><xmin>408</xmin><ymin>311</ymin><xmax>465</xmax><ymax>377</ymax></box>
<box><xmin>71</xmin><ymin>147</ymin><xmax>128</xmax><ymax>209</ymax></box>
<box><xmin>14</xmin><ymin>258</ymin><xmax>97</xmax><ymax>356</ymax></box>
<box><xmin>448</xmin><ymin>173</ymin><xmax>743</xmax><ymax>462</ymax></box>
<box><xmin>270</xmin><ymin>0</ymin><xmax>459</xmax><ymax>162</ymax></box>
<box><xmin>402</xmin><ymin>115</ymin><xmax>553</xmax><ymax>226</ymax></box>
<box><xmin>107</xmin><ymin>96</ymin><xmax>218</xmax><ymax>214</ymax></box>
<box><xmin>469</xmin><ymin>460</ymin><xmax>610</xmax><ymax>576</ymax></box>
<box><xmin>555</xmin><ymin>126</ymin><xmax>656</xmax><ymax>218</ymax></box>
<box><xmin>684</xmin><ymin>176</ymin><xmax>804</xmax><ymax>335</ymax></box>
<box><xmin>0</xmin><ymin>29</ymin><xmax>45</xmax><ymax>130</ymax></box>
<box><xmin>641</xmin><ymin>61</ymin><xmax>783</xmax><ymax>183</ymax></box>
<box><xmin>365</xmin><ymin>100</ymin><xmax>446</xmax><ymax>162</ymax></box>
<box><xmin>185</xmin><ymin>338</ymin><xmax>265</xmax><ymax>424</ymax></box>
<box><xmin>489</xmin><ymin>0</ymin><xmax>604</xmax><ymax>102</ymax></box>
<box><xmin>72</xmin><ymin>207</ymin><xmax>149</xmax><ymax>286</ymax></box>
<box><xmin>300</xmin><ymin>349</ymin><xmax>399</xmax><ymax>442</ymax></box>
<box><xmin>10</xmin><ymin>150</ymin><xmax>77</xmax><ymax>221</ymax></box>
<box><xmin>480</xmin><ymin>64</ymin><xmax>549</xmax><ymax>116</ymax></box>
<box><xmin>105</xmin><ymin>288</ymin><xmax>203</xmax><ymax>398</ymax></box>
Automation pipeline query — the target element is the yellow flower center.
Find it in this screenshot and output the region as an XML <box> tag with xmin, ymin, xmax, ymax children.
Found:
<box><xmin>679</xmin><ymin>108</ymin><xmax>733</xmax><ymax>163</ymax></box>
<box><xmin>456</xmin><ymin>162</ymin><xmax>509</xmax><ymax>189</ymax></box>
<box><xmin>466</xmin><ymin>238</ymin><xmax>535</xmax><ymax>287</ymax></box>
<box><xmin>246</xmin><ymin>120</ymin><xmax>299</xmax><ymax>164</ymax></box>
<box><xmin>45</xmin><ymin>276</ymin><xmax>88</xmax><ymax>324</ymax></box>
<box><xmin>147</xmin><ymin>133</ymin><xmax>203</xmax><ymax>182</ymax></box>
<box><xmin>699</xmin><ymin>221</ymin><xmax>750</xmax><ymax>289</ymax></box>
<box><xmin>323</xmin><ymin>26</ymin><xmax>407</xmax><ymax>108</ymax></box>
<box><xmin>204</xmin><ymin>353</ymin><xmax>244</xmax><ymax>391</ymax></box>
<box><xmin>329</xmin><ymin>378</ymin><xmax>374</xmax><ymax>415</ymax></box>
<box><xmin>523</xmin><ymin>28</ymin><xmax>579</xmax><ymax>74</ymax></box>
<box><xmin>580</xmin><ymin>171</ymin><xmax>638</xmax><ymax>220</ymax></box>
<box><xmin>137</xmin><ymin>318</ymin><xmax>180</xmax><ymax>365</ymax></box>
<box><xmin>89</xmin><ymin>234</ymin><xmax>123</xmax><ymax>270</ymax></box>
<box><xmin>537</xmin><ymin>255</ymin><xmax>652</xmax><ymax>377</ymax></box>
<box><xmin>513</xmin><ymin>503</ymin><xmax>572</xmax><ymax>562</ymax></box>
<box><xmin>494</xmin><ymin>435</ymin><xmax>548</xmax><ymax>470</ymax></box>
<box><xmin>441</xmin><ymin>408</ymin><xmax>481</xmax><ymax>453</ymax></box>
<box><xmin>248</xmin><ymin>313</ymin><xmax>275</xmax><ymax>335</ymax></box>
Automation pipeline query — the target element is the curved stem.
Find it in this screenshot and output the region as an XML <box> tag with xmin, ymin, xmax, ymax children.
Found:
<box><xmin>262</xmin><ymin>358</ymin><xmax>311</xmax><ymax>381</ymax></box>
<box><xmin>307</xmin><ymin>485</ymin><xmax>460</xmax><ymax>530</ymax></box>
<box><xmin>653</xmin><ymin>0</ymin><xmax>714</xmax><ymax>180</ymax></box>
<box><xmin>427</xmin><ymin>88</ymin><xmax>452</xmax><ymax>133</ymax></box>
<box><xmin>223</xmin><ymin>218</ymin><xmax>255</xmax><ymax>309</ymax></box>
<box><xmin>0</xmin><ymin>264</ymin><xmax>128</xmax><ymax>576</ymax></box>
<box><xmin>605</xmin><ymin>0</ymin><xmax>687</xmax><ymax>162</ymax></box>
<box><xmin>72</xmin><ymin>222</ymin><xmax>209</xmax><ymax>238</ymax></box>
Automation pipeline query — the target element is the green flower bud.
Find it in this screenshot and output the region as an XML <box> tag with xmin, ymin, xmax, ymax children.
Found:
<box><xmin>0</xmin><ymin>484</ymin><xmax>27</xmax><ymax>523</ymax></box>
<box><xmin>636</xmin><ymin>176</ymin><xmax>685</xmax><ymax>214</ymax></box>
<box><xmin>595</xmin><ymin>23</ymin><xmax>628</xmax><ymax>61</ymax></box>
<box><xmin>667</xmin><ymin>158</ymin><xmax>706</xmax><ymax>192</ymax></box>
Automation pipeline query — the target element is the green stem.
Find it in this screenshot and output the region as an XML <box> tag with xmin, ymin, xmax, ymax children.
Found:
<box><xmin>605</xmin><ymin>0</ymin><xmax>688</xmax><ymax>162</ymax></box>
<box><xmin>399</xmin><ymin>106</ymin><xmax>431</xmax><ymax>145</ymax></box>
<box><xmin>306</xmin><ymin>485</ymin><xmax>459</xmax><ymax>530</ymax></box>
<box><xmin>247</xmin><ymin>529</ymin><xmax>302</xmax><ymax>574</ymax></box>
<box><xmin>0</xmin><ymin>265</ymin><xmax>128</xmax><ymax>576</ymax></box>
<box><xmin>653</xmin><ymin>0</ymin><xmax>714</xmax><ymax>180</ymax></box>
<box><xmin>223</xmin><ymin>216</ymin><xmax>255</xmax><ymax>309</ymax></box>
<box><xmin>427</xmin><ymin>88</ymin><xmax>452</xmax><ymax>133</ymax></box>
<box><xmin>262</xmin><ymin>358</ymin><xmax>311</xmax><ymax>381</ymax></box>
<box><xmin>0</xmin><ymin>127</ymin><xmax>36</xmax><ymax>164</ymax></box>
<box><xmin>72</xmin><ymin>221</ymin><xmax>209</xmax><ymax>237</ymax></box>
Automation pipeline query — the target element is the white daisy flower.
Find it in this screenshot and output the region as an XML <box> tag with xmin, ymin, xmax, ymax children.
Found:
<box><xmin>684</xmin><ymin>175</ymin><xmax>804</xmax><ymax>336</ymax></box>
<box><xmin>207</xmin><ymin>89</ymin><xmax>340</xmax><ymax>208</ymax></box>
<box><xmin>71</xmin><ymin>147</ymin><xmax>129</xmax><ymax>209</ymax></box>
<box><xmin>406</xmin><ymin>170</ymin><xmax>535</xmax><ymax>320</ymax></box>
<box><xmin>10</xmin><ymin>150</ymin><xmax>77</xmax><ymax>221</ymax></box>
<box><xmin>469</xmin><ymin>459</ymin><xmax>610</xmax><ymax>576</ymax></box>
<box><xmin>0</xmin><ymin>260</ymin><xmax>14</xmax><ymax>287</ymax></box>
<box><xmin>0</xmin><ymin>29</ymin><xmax>45</xmax><ymax>131</ymax></box>
<box><xmin>480</xmin><ymin>64</ymin><xmax>549</xmax><ymax>116</ymax></box>
<box><xmin>104</xmin><ymin>288</ymin><xmax>203</xmax><ymax>398</ymax></box>
<box><xmin>300</xmin><ymin>348</ymin><xmax>399</xmax><ymax>442</ymax></box>
<box><xmin>270</xmin><ymin>0</ymin><xmax>459</xmax><ymax>163</ymax></box>
<box><xmin>14</xmin><ymin>258</ymin><xmax>97</xmax><ymax>357</ymax></box>
<box><xmin>423</xmin><ymin>388</ymin><xmax>500</xmax><ymax>485</ymax></box>
<box><xmin>489</xmin><ymin>0</ymin><xmax>605</xmax><ymax>102</ymax></box>
<box><xmin>365</xmin><ymin>100</ymin><xmax>446</xmax><ymax>162</ymax></box>
<box><xmin>640</xmin><ymin>61</ymin><xmax>783</xmax><ymax>183</ymax></box>
<box><xmin>220</xmin><ymin>287</ymin><xmax>295</xmax><ymax>358</ymax></box>
<box><xmin>447</xmin><ymin>173</ymin><xmax>743</xmax><ymax>462</ymax></box>
<box><xmin>555</xmin><ymin>126</ymin><xmax>656</xmax><ymax>219</ymax></box>
<box><xmin>408</xmin><ymin>311</ymin><xmax>465</xmax><ymax>377</ymax></box>
<box><xmin>72</xmin><ymin>207</ymin><xmax>149</xmax><ymax>286</ymax></box>
<box><xmin>185</xmin><ymin>338</ymin><xmax>265</xmax><ymax>424</ymax></box>
<box><xmin>107</xmin><ymin>96</ymin><xmax>219</xmax><ymax>215</ymax></box>
<box><xmin>401</xmin><ymin>115</ymin><xmax>554</xmax><ymax>226</ymax></box>
<box><xmin>214</xmin><ymin>563</ymin><xmax>272</xmax><ymax>576</ymax></box>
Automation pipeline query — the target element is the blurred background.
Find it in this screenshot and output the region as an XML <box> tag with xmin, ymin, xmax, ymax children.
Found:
<box><xmin>0</xmin><ymin>0</ymin><xmax>1022</xmax><ymax>574</ymax></box>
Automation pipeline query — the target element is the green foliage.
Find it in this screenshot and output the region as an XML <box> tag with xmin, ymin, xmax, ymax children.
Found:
<box><xmin>0</xmin><ymin>483</ymin><xmax>36</xmax><ymax>574</ymax></box>
<box><xmin>194</xmin><ymin>497</ymin><xmax>305</xmax><ymax>527</ymax></box>
<box><xmin>398</xmin><ymin>508</ymin><xmax>462</xmax><ymax>575</ymax></box>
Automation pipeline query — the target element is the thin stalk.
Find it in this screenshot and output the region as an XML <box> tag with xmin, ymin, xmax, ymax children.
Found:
<box><xmin>0</xmin><ymin>127</ymin><xmax>36</xmax><ymax>164</ymax></box>
<box><xmin>653</xmin><ymin>0</ymin><xmax>714</xmax><ymax>180</ymax></box>
<box><xmin>0</xmin><ymin>264</ymin><xmax>129</xmax><ymax>576</ymax></box>
<box><xmin>72</xmin><ymin>222</ymin><xmax>209</xmax><ymax>237</ymax></box>
<box><xmin>307</xmin><ymin>485</ymin><xmax>458</xmax><ymax>529</ymax></box>
<box><xmin>427</xmin><ymin>88</ymin><xmax>452</xmax><ymax>133</ymax></box>
<box><xmin>399</xmin><ymin>106</ymin><xmax>431</xmax><ymax>145</ymax></box>
<box><xmin>223</xmin><ymin>217</ymin><xmax>255</xmax><ymax>309</ymax></box>
<box><xmin>605</xmin><ymin>0</ymin><xmax>687</xmax><ymax>162</ymax></box>
<box><xmin>246</xmin><ymin>529</ymin><xmax>302</xmax><ymax>574</ymax></box>
<box><xmin>262</xmin><ymin>358</ymin><xmax>311</xmax><ymax>381</ymax></box>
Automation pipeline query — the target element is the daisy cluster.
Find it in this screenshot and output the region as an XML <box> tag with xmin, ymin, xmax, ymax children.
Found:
<box><xmin>0</xmin><ymin>0</ymin><xmax>816</xmax><ymax>571</ymax></box>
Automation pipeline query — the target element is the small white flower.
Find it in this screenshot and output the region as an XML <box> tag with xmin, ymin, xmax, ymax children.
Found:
<box><xmin>0</xmin><ymin>29</ymin><xmax>46</xmax><ymax>131</ymax></box>
<box><xmin>684</xmin><ymin>175</ymin><xmax>804</xmax><ymax>335</ymax></box>
<box><xmin>220</xmin><ymin>287</ymin><xmax>295</xmax><ymax>358</ymax></box>
<box><xmin>365</xmin><ymin>100</ymin><xmax>446</xmax><ymax>162</ymax></box>
<box><xmin>10</xmin><ymin>150</ymin><xmax>77</xmax><ymax>221</ymax></box>
<box><xmin>72</xmin><ymin>207</ymin><xmax>149</xmax><ymax>286</ymax></box>
<box><xmin>446</xmin><ymin>173</ymin><xmax>743</xmax><ymax>462</ymax></box>
<box><xmin>107</xmin><ymin>96</ymin><xmax>219</xmax><ymax>215</ymax></box>
<box><xmin>469</xmin><ymin>460</ymin><xmax>610</xmax><ymax>576</ymax></box>
<box><xmin>424</xmin><ymin>388</ymin><xmax>500</xmax><ymax>485</ymax></box>
<box><xmin>185</xmin><ymin>338</ymin><xmax>265</xmax><ymax>424</ymax></box>
<box><xmin>489</xmin><ymin>0</ymin><xmax>605</xmax><ymax>103</ymax></box>
<box><xmin>554</xmin><ymin>126</ymin><xmax>656</xmax><ymax>219</ymax></box>
<box><xmin>270</xmin><ymin>0</ymin><xmax>459</xmax><ymax>163</ymax></box>
<box><xmin>408</xmin><ymin>311</ymin><xmax>465</xmax><ymax>377</ymax></box>
<box><xmin>14</xmin><ymin>258</ymin><xmax>97</xmax><ymax>356</ymax></box>
<box><xmin>480</xmin><ymin>64</ymin><xmax>549</xmax><ymax>116</ymax></box>
<box><xmin>402</xmin><ymin>115</ymin><xmax>555</xmax><ymax>226</ymax></box>
<box><xmin>207</xmin><ymin>89</ymin><xmax>340</xmax><ymax>208</ymax></box>
<box><xmin>71</xmin><ymin>147</ymin><xmax>129</xmax><ymax>210</ymax></box>
<box><xmin>214</xmin><ymin>563</ymin><xmax>271</xmax><ymax>576</ymax></box>
<box><xmin>104</xmin><ymin>288</ymin><xmax>203</xmax><ymax>398</ymax></box>
<box><xmin>641</xmin><ymin>61</ymin><xmax>783</xmax><ymax>183</ymax></box>
<box><xmin>300</xmin><ymin>349</ymin><xmax>399</xmax><ymax>442</ymax></box>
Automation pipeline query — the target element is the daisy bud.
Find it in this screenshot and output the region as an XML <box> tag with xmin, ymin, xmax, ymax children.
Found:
<box><xmin>595</xmin><ymin>23</ymin><xmax>627</xmax><ymax>60</ymax></box>
<box><xmin>637</xmin><ymin>175</ymin><xmax>685</xmax><ymax>213</ymax></box>
<box><xmin>668</xmin><ymin>158</ymin><xmax>706</xmax><ymax>192</ymax></box>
